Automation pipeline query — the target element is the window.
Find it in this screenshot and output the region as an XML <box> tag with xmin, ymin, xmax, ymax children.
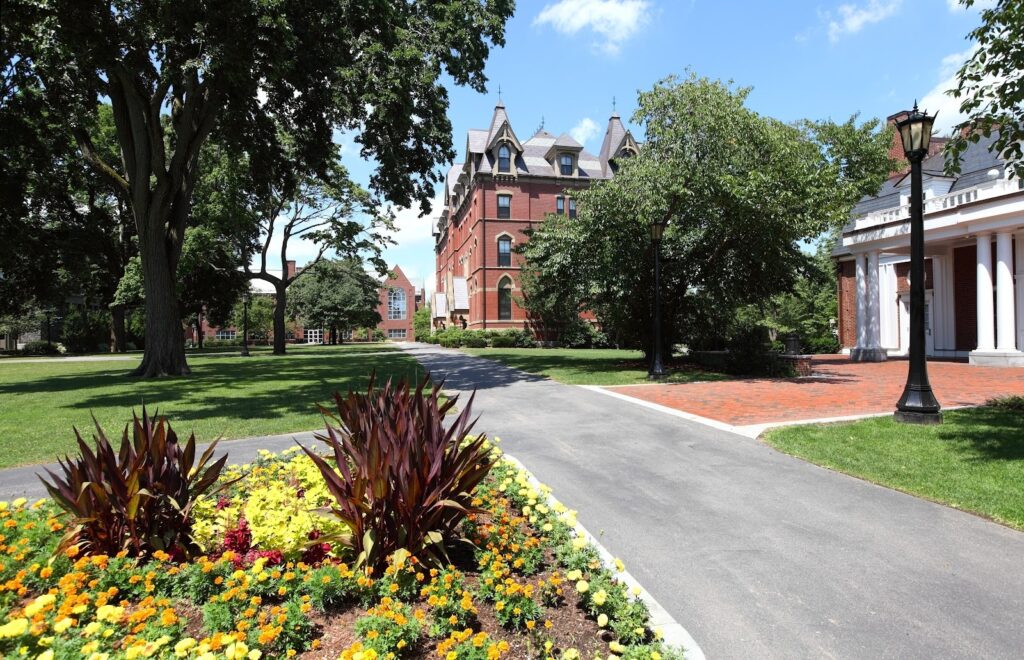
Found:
<box><xmin>387</xmin><ymin>328</ymin><xmax>407</xmax><ymax>340</ymax></box>
<box><xmin>498</xmin><ymin>145</ymin><xmax>511</xmax><ymax>173</ymax></box>
<box><xmin>388</xmin><ymin>288</ymin><xmax>407</xmax><ymax>320</ymax></box>
<box><xmin>304</xmin><ymin>328</ymin><xmax>323</xmax><ymax>344</ymax></box>
<box><xmin>568</xmin><ymin>198</ymin><xmax>577</xmax><ymax>219</ymax></box>
<box><xmin>559</xmin><ymin>154</ymin><xmax>573</xmax><ymax>176</ymax></box>
<box><xmin>556</xmin><ymin>197</ymin><xmax>564</xmax><ymax>215</ymax></box>
<box><xmin>498</xmin><ymin>278</ymin><xmax>513</xmax><ymax>320</ymax></box>
<box><xmin>215</xmin><ymin>329</ymin><xmax>236</xmax><ymax>341</ymax></box>
<box><xmin>497</xmin><ymin>194</ymin><xmax>511</xmax><ymax>219</ymax></box>
<box><xmin>497</xmin><ymin>236</ymin><xmax>512</xmax><ymax>267</ymax></box>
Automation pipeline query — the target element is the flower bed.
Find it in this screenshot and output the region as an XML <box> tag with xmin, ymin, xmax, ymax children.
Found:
<box><xmin>0</xmin><ymin>447</ymin><xmax>683</xmax><ymax>659</ymax></box>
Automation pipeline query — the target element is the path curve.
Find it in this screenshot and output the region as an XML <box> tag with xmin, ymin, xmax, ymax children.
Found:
<box><xmin>400</xmin><ymin>344</ymin><xmax>1024</xmax><ymax>660</ymax></box>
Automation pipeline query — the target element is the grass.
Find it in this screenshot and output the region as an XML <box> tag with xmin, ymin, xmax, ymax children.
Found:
<box><xmin>0</xmin><ymin>343</ymin><xmax>424</xmax><ymax>468</ymax></box>
<box><xmin>459</xmin><ymin>347</ymin><xmax>729</xmax><ymax>386</ymax></box>
<box><xmin>765</xmin><ymin>404</ymin><xmax>1024</xmax><ymax>530</ymax></box>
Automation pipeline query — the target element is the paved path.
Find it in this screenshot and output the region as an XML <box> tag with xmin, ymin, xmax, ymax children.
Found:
<box><xmin>399</xmin><ymin>344</ymin><xmax>1023</xmax><ymax>660</ymax></box>
<box><xmin>609</xmin><ymin>355</ymin><xmax>1024</xmax><ymax>427</ymax></box>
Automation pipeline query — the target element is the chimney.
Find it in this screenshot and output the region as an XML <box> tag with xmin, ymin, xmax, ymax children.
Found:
<box><xmin>286</xmin><ymin>260</ymin><xmax>296</xmax><ymax>279</ymax></box>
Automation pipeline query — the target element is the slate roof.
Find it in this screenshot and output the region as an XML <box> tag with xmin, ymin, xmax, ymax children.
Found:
<box><xmin>598</xmin><ymin>112</ymin><xmax>629</xmax><ymax>176</ymax></box>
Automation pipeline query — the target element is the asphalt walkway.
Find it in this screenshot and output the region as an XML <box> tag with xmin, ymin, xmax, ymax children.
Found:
<box><xmin>398</xmin><ymin>344</ymin><xmax>1023</xmax><ymax>660</ymax></box>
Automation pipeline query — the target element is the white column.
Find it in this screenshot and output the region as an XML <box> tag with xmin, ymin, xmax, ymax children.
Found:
<box><xmin>855</xmin><ymin>253</ymin><xmax>868</xmax><ymax>349</ymax></box>
<box><xmin>995</xmin><ymin>232</ymin><xmax>1017</xmax><ymax>351</ymax></box>
<box><xmin>867</xmin><ymin>250</ymin><xmax>882</xmax><ymax>349</ymax></box>
<box><xmin>1016</xmin><ymin>233</ymin><xmax>1024</xmax><ymax>352</ymax></box>
<box><xmin>976</xmin><ymin>233</ymin><xmax>995</xmax><ymax>351</ymax></box>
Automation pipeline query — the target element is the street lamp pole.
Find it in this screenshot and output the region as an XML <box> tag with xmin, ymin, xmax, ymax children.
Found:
<box><xmin>648</xmin><ymin>216</ymin><xmax>669</xmax><ymax>380</ymax></box>
<box><xmin>894</xmin><ymin>102</ymin><xmax>941</xmax><ymax>424</ymax></box>
<box><xmin>240</xmin><ymin>292</ymin><xmax>251</xmax><ymax>357</ymax></box>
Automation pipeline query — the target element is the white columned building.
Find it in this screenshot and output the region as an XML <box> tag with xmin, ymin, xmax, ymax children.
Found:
<box><xmin>834</xmin><ymin>118</ymin><xmax>1024</xmax><ymax>368</ymax></box>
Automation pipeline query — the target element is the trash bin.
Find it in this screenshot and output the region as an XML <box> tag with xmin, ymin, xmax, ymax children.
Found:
<box><xmin>783</xmin><ymin>333</ymin><xmax>801</xmax><ymax>355</ymax></box>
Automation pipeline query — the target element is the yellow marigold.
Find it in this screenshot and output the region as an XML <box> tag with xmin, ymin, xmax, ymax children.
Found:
<box><xmin>0</xmin><ymin>617</ymin><xmax>28</xmax><ymax>638</ymax></box>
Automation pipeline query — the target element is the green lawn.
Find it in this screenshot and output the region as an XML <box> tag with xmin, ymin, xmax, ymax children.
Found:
<box><xmin>0</xmin><ymin>343</ymin><xmax>422</xmax><ymax>468</ymax></box>
<box><xmin>459</xmin><ymin>347</ymin><xmax>729</xmax><ymax>386</ymax></box>
<box><xmin>765</xmin><ymin>405</ymin><xmax>1024</xmax><ymax>530</ymax></box>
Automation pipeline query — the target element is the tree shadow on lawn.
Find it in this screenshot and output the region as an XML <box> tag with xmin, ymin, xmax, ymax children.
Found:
<box><xmin>936</xmin><ymin>407</ymin><xmax>1024</xmax><ymax>462</ymax></box>
<box><xmin>0</xmin><ymin>353</ymin><xmax>424</xmax><ymax>426</ymax></box>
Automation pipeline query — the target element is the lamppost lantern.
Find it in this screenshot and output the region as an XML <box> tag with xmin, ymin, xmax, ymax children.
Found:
<box><xmin>648</xmin><ymin>215</ymin><xmax>670</xmax><ymax>380</ymax></box>
<box><xmin>894</xmin><ymin>101</ymin><xmax>941</xmax><ymax>424</ymax></box>
<box><xmin>895</xmin><ymin>102</ymin><xmax>936</xmax><ymax>160</ymax></box>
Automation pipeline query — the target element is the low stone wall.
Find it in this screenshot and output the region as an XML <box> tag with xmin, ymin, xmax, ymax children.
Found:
<box><xmin>778</xmin><ymin>354</ymin><xmax>814</xmax><ymax>377</ymax></box>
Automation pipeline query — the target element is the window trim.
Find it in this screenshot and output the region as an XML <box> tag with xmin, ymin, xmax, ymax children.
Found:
<box><xmin>556</xmin><ymin>196</ymin><xmax>564</xmax><ymax>215</ymax></box>
<box><xmin>497</xmin><ymin>277</ymin><xmax>513</xmax><ymax>321</ymax></box>
<box><xmin>496</xmin><ymin>194</ymin><xmax>511</xmax><ymax>219</ymax></box>
<box><xmin>497</xmin><ymin>144</ymin><xmax>511</xmax><ymax>173</ymax></box>
<box><xmin>497</xmin><ymin>235</ymin><xmax>512</xmax><ymax>267</ymax></box>
<box><xmin>387</xmin><ymin>288</ymin><xmax>407</xmax><ymax>320</ymax></box>
<box><xmin>559</xmin><ymin>153</ymin><xmax>573</xmax><ymax>176</ymax></box>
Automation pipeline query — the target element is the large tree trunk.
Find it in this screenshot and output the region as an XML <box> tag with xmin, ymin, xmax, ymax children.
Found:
<box><xmin>131</xmin><ymin>233</ymin><xmax>190</xmax><ymax>377</ymax></box>
<box><xmin>273</xmin><ymin>284</ymin><xmax>287</xmax><ymax>355</ymax></box>
<box><xmin>110</xmin><ymin>305</ymin><xmax>127</xmax><ymax>353</ymax></box>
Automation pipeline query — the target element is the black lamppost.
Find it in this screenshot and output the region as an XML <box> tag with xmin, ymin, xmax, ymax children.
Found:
<box><xmin>894</xmin><ymin>102</ymin><xmax>941</xmax><ymax>424</ymax></box>
<box><xmin>240</xmin><ymin>291</ymin><xmax>251</xmax><ymax>357</ymax></box>
<box><xmin>648</xmin><ymin>216</ymin><xmax>669</xmax><ymax>380</ymax></box>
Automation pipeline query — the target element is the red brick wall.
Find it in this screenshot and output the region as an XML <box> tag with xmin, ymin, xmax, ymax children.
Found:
<box><xmin>894</xmin><ymin>259</ymin><xmax>934</xmax><ymax>294</ymax></box>
<box><xmin>377</xmin><ymin>267</ymin><xmax>417</xmax><ymax>340</ymax></box>
<box><xmin>954</xmin><ymin>245</ymin><xmax>977</xmax><ymax>351</ymax></box>
<box><xmin>838</xmin><ymin>260</ymin><xmax>856</xmax><ymax>348</ymax></box>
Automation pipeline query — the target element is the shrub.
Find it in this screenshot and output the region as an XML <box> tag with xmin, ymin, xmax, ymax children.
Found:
<box><xmin>462</xmin><ymin>333</ymin><xmax>487</xmax><ymax>348</ymax></box>
<box><xmin>986</xmin><ymin>395</ymin><xmax>1024</xmax><ymax>412</ymax></box>
<box><xmin>21</xmin><ymin>339</ymin><xmax>60</xmax><ymax>355</ymax></box>
<box><xmin>39</xmin><ymin>408</ymin><xmax>232</xmax><ymax>558</ymax></box>
<box><xmin>802</xmin><ymin>335</ymin><xmax>840</xmax><ymax>354</ymax></box>
<box><xmin>354</xmin><ymin>597</ymin><xmax>422</xmax><ymax>657</ymax></box>
<box><xmin>60</xmin><ymin>308</ymin><xmax>110</xmax><ymax>353</ymax></box>
<box><xmin>300</xmin><ymin>376</ymin><xmax>497</xmax><ymax>572</ymax></box>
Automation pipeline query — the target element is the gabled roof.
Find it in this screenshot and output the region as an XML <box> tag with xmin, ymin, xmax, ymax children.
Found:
<box><xmin>485</xmin><ymin>101</ymin><xmax>523</xmax><ymax>152</ymax></box>
<box><xmin>598</xmin><ymin>112</ymin><xmax>639</xmax><ymax>176</ymax></box>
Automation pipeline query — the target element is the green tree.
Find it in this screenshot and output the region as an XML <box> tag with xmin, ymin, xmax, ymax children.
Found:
<box><xmin>947</xmin><ymin>0</ymin><xmax>1024</xmax><ymax>179</ymax></box>
<box><xmin>413</xmin><ymin>303</ymin><xmax>432</xmax><ymax>342</ymax></box>
<box><xmin>6</xmin><ymin>0</ymin><xmax>514</xmax><ymax>376</ymax></box>
<box><xmin>520</xmin><ymin>73</ymin><xmax>895</xmax><ymax>355</ymax></box>
<box><xmin>230</xmin><ymin>295</ymin><xmax>275</xmax><ymax>344</ymax></box>
<box><xmin>287</xmin><ymin>259</ymin><xmax>382</xmax><ymax>343</ymax></box>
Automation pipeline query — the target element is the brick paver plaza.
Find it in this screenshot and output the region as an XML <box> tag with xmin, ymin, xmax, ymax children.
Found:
<box><xmin>607</xmin><ymin>355</ymin><xmax>1024</xmax><ymax>427</ymax></box>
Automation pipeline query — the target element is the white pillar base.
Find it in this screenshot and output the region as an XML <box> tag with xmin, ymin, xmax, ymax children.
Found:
<box><xmin>850</xmin><ymin>347</ymin><xmax>888</xmax><ymax>362</ymax></box>
<box><xmin>968</xmin><ymin>350</ymin><xmax>1024</xmax><ymax>367</ymax></box>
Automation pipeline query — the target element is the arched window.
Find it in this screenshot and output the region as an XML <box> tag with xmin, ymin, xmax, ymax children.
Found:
<box><xmin>388</xmin><ymin>288</ymin><xmax>407</xmax><ymax>320</ymax></box>
<box><xmin>559</xmin><ymin>153</ymin><xmax>573</xmax><ymax>176</ymax></box>
<box><xmin>497</xmin><ymin>277</ymin><xmax>513</xmax><ymax>320</ymax></box>
<box><xmin>497</xmin><ymin>236</ymin><xmax>512</xmax><ymax>267</ymax></box>
<box><xmin>498</xmin><ymin>144</ymin><xmax>511</xmax><ymax>173</ymax></box>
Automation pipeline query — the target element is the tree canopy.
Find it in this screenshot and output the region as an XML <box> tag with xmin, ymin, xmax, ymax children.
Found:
<box><xmin>947</xmin><ymin>0</ymin><xmax>1024</xmax><ymax>178</ymax></box>
<box><xmin>519</xmin><ymin>73</ymin><xmax>896</xmax><ymax>353</ymax></box>
<box><xmin>287</xmin><ymin>259</ymin><xmax>382</xmax><ymax>338</ymax></box>
<box><xmin>4</xmin><ymin>0</ymin><xmax>514</xmax><ymax>375</ymax></box>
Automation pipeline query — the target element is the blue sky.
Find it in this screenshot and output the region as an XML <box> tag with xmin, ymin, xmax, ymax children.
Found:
<box><xmin>279</xmin><ymin>0</ymin><xmax>991</xmax><ymax>294</ymax></box>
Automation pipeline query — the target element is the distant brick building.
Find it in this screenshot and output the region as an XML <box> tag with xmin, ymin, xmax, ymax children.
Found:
<box><xmin>834</xmin><ymin>110</ymin><xmax>1024</xmax><ymax>366</ymax></box>
<box><xmin>432</xmin><ymin>101</ymin><xmax>638</xmax><ymax>331</ymax></box>
<box><xmin>187</xmin><ymin>262</ymin><xmax>420</xmax><ymax>344</ymax></box>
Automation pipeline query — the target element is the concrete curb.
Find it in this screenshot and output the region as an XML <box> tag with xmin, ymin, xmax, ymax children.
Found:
<box><xmin>501</xmin><ymin>453</ymin><xmax>707</xmax><ymax>660</ymax></box>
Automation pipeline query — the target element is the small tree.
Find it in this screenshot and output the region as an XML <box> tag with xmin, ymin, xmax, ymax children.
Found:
<box><xmin>413</xmin><ymin>304</ymin><xmax>432</xmax><ymax>342</ymax></box>
<box><xmin>287</xmin><ymin>259</ymin><xmax>381</xmax><ymax>344</ymax></box>
<box><xmin>230</xmin><ymin>296</ymin><xmax>274</xmax><ymax>344</ymax></box>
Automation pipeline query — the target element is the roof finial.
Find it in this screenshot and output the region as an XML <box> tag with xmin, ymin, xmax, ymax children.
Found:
<box><xmin>498</xmin><ymin>84</ymin><xmax>503</xmax><ymax>103</ymax></box>
<box><xmin>535</xmin><ymin>115</ymin><xmax>545</xmax><ymax>134</ymax></box>
<box><xmin>612</xmin><ymin>95</ymin><xmax>616</xmax><ymax>112</ymax></box>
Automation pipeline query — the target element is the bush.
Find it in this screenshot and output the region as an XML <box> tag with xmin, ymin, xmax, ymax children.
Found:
<box><xmin>39</xmin><ymin>408</ymin><xmax>233</xmax><ymax>558</ymax></box>
<box><xmin>462</xmin><ymin>333</ymin><xmax>487</xmax><ymax>348</ymax></box>
<box><xmin>202</xmin><ymin>338</ymin><xmax>243</xmax><ymax>348</ymax></box>
<box><xmin>986</xmin><ymin>395</ymin><xmax>1024</xmax><ymax>412</ymax></box>
<box><xmin>559</xmin><ymin>320</ymin><xmax>611</xmax><ymax>348</ymax></box>
<box><xmin>21</xmin><ymin>340</ymin><xmax>60</xmax><ymax>355</ymax></box>
<box><xmin>802</xmin><ymin>335</ymin><xmax>840</xmax><ymax>354</ymax></box>
<box><xmin>300</xmin><ymin>376</ymin><xmax>498</xmax><ymax>571</ymax></box>
<box><xmin>725</xmin><ymin>323</ymin><xmax>794</xmax><ymax>377</ymax></box>
<box><xmin>60</xmin><ymin>308</ymin><xmax>110</xmax><ymax>353</ymax></box>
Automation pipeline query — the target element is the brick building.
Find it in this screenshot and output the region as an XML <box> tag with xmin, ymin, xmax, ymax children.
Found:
<box><xmin>834</xmin><ymin>111</ymin><xmax>1024</xmax><ymax>366</ymax></box>
<box><xmin>432</xmin><ymin>101</ymin><xmax>638</xmax><ymax>331</ymax></box>
<box><xmin>187</xmin><ymin>262</ymin><xmax>419</xmax><ymax>344</ymax></box>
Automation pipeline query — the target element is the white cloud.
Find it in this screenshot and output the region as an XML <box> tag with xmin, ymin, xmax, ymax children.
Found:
<box><xmin>826</xmin><ymin>0</ymin><xmax>901</xmax><ymax>42</ymax></box>
<box><xmin>570</xmin><ymin>118</ymin><xmax>600</xmax><ymax>146</ymax></box>
<box><xmin>383</xmin><ymin>194</ymin><xmax>444</xmax><ymax>249</ymax></box>
<box><xmin>918</xmin><ymin>47</ymin><xmax>977</xmax><ymax>136</ymax></box>
<box><xmin>534</xmin><ymin>0</ymin><xmax>651</xmax><ymax>55</ymax></box>
<box><xmin>946</xmin><ymin>0</ymin><xmax>995</xmax><ymax>11</ymax></box>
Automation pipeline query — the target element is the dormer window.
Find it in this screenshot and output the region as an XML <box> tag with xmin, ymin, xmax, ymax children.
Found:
<box><xmin>559</xmin><ymin>154</ymin><xmax>573</xmax><ymax>176</ymax></box>
<box><xmin>498</xmin><ymin>145</ymin><xmax>511</xmax><ymax>173</ymax></box>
